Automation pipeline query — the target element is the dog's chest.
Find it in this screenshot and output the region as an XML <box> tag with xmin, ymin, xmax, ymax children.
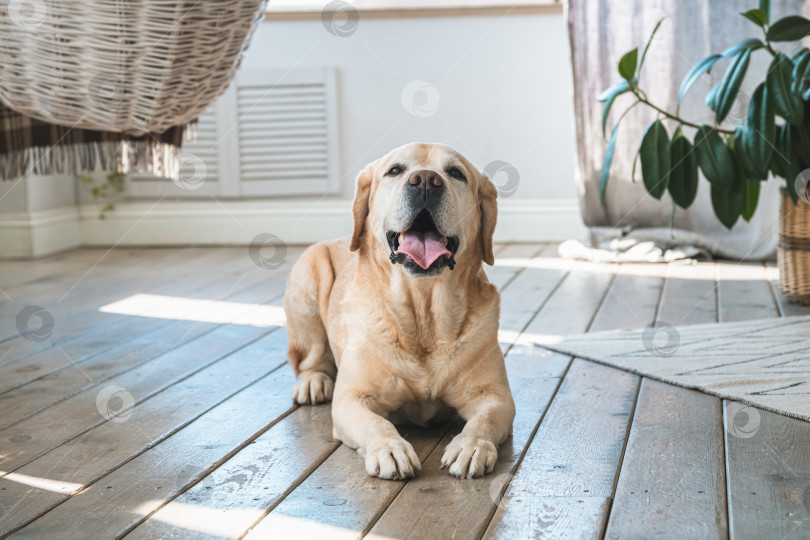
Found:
<box><xmin>392</xmin><ymin>347</ymin><xmax>458</xmax><ymax>400</ymax></box>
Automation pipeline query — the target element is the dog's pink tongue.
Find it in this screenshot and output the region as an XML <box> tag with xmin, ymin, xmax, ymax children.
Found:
<box><xmin>397</xmin><ymin>231</ymin><xmax>450</xmax><ymax>269</ymax></box>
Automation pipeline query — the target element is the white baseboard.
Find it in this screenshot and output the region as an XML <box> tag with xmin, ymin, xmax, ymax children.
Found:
<box><xmin>0</xmin><ymin>199</ymin><xmax>585</xmax><ymax>258</ymax></box>
<box><xmin>0</xmin><ymin>207</ymin><xmax>81</xmax><ymax>258</ymax></box>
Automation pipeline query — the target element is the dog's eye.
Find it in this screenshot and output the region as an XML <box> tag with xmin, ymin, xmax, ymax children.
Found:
<box><xmin>447</xmin><ymin>167</ymin><xmax>466</xmax><ymax>181</ymax></box>
<box><xmin>386</xmin><ymin>165</ymin><xmax>403</xmax><ymax>176</ymax></box>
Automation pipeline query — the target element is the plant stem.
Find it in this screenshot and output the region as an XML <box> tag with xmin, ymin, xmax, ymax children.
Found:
<box><xmin>634</xmin><ymin>93</ymin><xmax>735</xmax><ymax>134</ymax></box>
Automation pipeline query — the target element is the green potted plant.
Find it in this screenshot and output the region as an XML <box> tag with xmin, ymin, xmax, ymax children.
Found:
<box><xmin>599</xmin><ymin>0</ymin><xmax>810</xmax><ymax>305</ymax></box>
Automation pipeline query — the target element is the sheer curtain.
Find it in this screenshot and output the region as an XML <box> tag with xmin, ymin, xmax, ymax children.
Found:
<box><xmin>567</xmin><ymin>0</ymin><xmax>809</xmax><ymax>260</ymax></box>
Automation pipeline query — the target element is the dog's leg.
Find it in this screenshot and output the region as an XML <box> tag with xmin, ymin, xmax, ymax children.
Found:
<box><xmin>441</xmin><ymin>352</ymin><xmax>516</xmax><ymax>479</ymax></box>
<box><xmin>332</xmin><ymin>375</ymin><xmax>421</xmax><ymax>480</ymax></box>
<box><xmin>284</xmin><ymin>244</ymin><xmax>337</xmax><ymax>405</ymax></box>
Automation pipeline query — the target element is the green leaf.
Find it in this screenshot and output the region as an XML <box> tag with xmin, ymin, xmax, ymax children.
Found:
<box><xmin>678</xmin><ymin>54</ymin><xmax>722</xmax><ymax>104</ymax></box>
<box><xmin>767</xmin><ymin>53</ymin><xmax>804</xmax><ymax>125</ymax></box>
<box><xmin>597</xmin><ymin>80</ymin><xmax>628</xmax><ymax>102</ymax></box>
<box><xmin>708</xmin><ymin>48</ymin><xmax>751</xmax><ymax>124</ymax></box>
<box><xmin>619</xmin><ymin>48</ymin><xmax>638</xmax><ymax>80</ymax></box>
<box><xmin>772</xmin><ymin>124</ymin><xmax>801</xmax><ymax>203</ymax></box>
<box><xmin>639</xmin><ymin>120</ymin><xmax>671</xmax><ymax>199</ymax></box>
<box><xmin>720</xmin><ymin>38</ymin><xmax>764</xmax><ymax>59</ymax></box>
<box><xmin>694</xmin><ymin>125</ymin><xmax>736</xmax><ymax>189</ymax></box>
<box><xmin>705</xmin><ymin>82</ymin><xmax>720</xmax><ymax>110</ymax></box>
<box><xmin>639</xmin><ymin>18</ymin><xmax>665</xmax><ymax>72</ymax></box>
<box><xmin>742</xmin><ymin>178</ymin><xmax>760</xmax><ymax>221</ymax></box>
<box><xmin>741</xmin><ymin>9</ymin><xmax>766</xmax><ymax>27</ymax></box>
<box><xmin>741</xmin><ymin>82</ymin><xmax>774</xmax><ymax>174</ymax></box>
<box><xmin>597</xmin><ymin>80</ymin><xmax>631</xmax><ymax>136</ymax></box>
<box><xmin>766</xmin><ymin>15</ymin><xmax>810</xmax><ymax>42</ymax></box>
<box><xmin>599</xmin><ymin>122</ymin><xmax>620</xmax><ymax>205</ymax></box>
<box><xmin>711</xmin><ymin>179</ymin><xmax>743</xmax><ymax>229</ymax></box>
<box><xmin>792</xmin><ymin>49</ymin><xmax>810</xmax><ymax>94</ymax></box>
<box><xmin>788</xmin><ymin>123</ymin><xmax>810</xmax><ymax>169</ymax></box>
<box><xmin>736</xmin><ymin>128</ymin><xmax>768</xmax><ymax>180</ymax></box>
<box><xmin>668</xmin><ymin>134</ymin><xmax>699</xmax><ymax>208</ymax></box>
<box><xmin>759</xmin><ymin>0</ymin><xmax>770</xmax><ymax>23</ymax></box>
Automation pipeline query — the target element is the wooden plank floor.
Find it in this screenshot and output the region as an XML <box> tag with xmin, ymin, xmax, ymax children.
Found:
<box><xmin>1</xmin><ymin>243</ymin><xmax>810</xmax><ymax>539</ymax></box>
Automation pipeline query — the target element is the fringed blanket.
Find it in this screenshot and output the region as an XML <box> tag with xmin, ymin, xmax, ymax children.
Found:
<box><xmin>0</xmin><ymin>104</ymin><xmax>186</xmax><ymax>180</ymax></box>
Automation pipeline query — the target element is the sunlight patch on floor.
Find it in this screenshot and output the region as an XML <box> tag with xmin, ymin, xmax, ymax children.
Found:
<box><xmin>99</xmin><ymin>294</ymin><xmax>286</xmax><ymax>327</ymax></box>
<box><xmin>132</xmin><ymin>500</ymin><xmax>388</xmax><ymax>539</ymax></box>
<box><xmin>133</xmin><ymin>500</ymin><xmax>266</xmax><ymax>537</ymax></box>
<box><xmin>245</xmin><ymin>511</ymin><xmax>395</xmax><ymax>540</ymax></box>
<box><xmin>0</xmin><ymin>471</ymin><xmax>82</xmax><ymax>494</ymax></box>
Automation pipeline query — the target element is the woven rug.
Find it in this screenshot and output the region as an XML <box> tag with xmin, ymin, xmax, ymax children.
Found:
<box><xmin>541</xmin><ymin>316</ymin><xmax>810</xmax><ymax>422</ymax></box>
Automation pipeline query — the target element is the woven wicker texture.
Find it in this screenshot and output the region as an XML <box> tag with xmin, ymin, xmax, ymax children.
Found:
<box><xmin>0</xmin><ymin>0</ymin><xmax>267</xmax><ymax>136</ymax></box>
<box><xmin>778</xmin><ymin>187</ymin><xmax>810</xmax><ymax>306</ymax></box>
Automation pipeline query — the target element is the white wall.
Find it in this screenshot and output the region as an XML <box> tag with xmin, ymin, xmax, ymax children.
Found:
<box><xmin>243</xmin><ymin>11</ymin><xmax>576</xmax><ymax>200</ymax></box>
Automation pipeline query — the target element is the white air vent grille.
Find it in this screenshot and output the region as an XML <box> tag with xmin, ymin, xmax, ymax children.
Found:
<box><xmin>235</xmin><ymin>68</ymin><xmax>338</xmax><ymax>197</ymax></box>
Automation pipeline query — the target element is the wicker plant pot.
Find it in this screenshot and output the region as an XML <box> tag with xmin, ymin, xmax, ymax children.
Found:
<box><xmin>778</xmin><ymin>187</ymin><xmax>810</xmax><ymax>306</ymax></box>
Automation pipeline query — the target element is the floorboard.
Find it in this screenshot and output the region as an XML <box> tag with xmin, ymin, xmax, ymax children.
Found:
<box><xmin>599</xmin><ymin>260</ymin><xmax>729</xmax><ymax>540</ymax></box>
<box><xmin>604</xmin><ymin>380</ymin><xmax>728</xmax><ymax>540</ymax></box>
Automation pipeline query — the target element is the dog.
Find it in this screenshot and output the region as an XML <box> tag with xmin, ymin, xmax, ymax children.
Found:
<box><xmin>283</xmin><ymin>142</ymin><xmax>515</xmax><ymax>480</ymax></box>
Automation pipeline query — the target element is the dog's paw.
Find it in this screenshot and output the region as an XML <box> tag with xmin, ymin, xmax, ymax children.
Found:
<box><xmin>292</xmin><ymin>371</ymin><xmax>334</xmax><ymax>405</ymax></box>
<box><xmin>364</xmin><ymin>437</ymin><xmax>421</xmax><ymax>480</ymax></box>
<box><xmin>440</xmin><ymin>434</ymin><xmax>497</xmax><ymax>478</ymax></box>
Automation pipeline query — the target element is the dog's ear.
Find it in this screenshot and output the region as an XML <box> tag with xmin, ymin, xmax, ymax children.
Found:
<box><xmin>350</xmin><ymin>163</ymin><xmax>374</xmax><ymax>252</ymax></box>
<box><xmin>478</xmin><ymin>172</ymin><xmax>498</xmax><ymax>266</ymax></box>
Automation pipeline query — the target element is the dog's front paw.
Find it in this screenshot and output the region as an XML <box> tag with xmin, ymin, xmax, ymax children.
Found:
<box><xmin>441</xmin><ymin>434</ymin><xmax>497</xmax><ymax>478</ymax></box>
<box><xmin>292</xmin><ymin>371</ymin><xmax>334</xmax><ymax>405</ymax></box>
<box><xmin>364</xmin><ymin>437</ymin><xmax>421</xmax><ymax>480</ymax></box>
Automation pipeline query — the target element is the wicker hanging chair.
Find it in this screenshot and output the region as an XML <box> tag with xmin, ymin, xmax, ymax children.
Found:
<box><xmin>0</xmin><ymin>0</ymin><xmax>267</xmax><ymax>180</ymax></box>
<box><xmin>0</xmin><ymin>0</ymin><xmax>267</xmax><ymax>135</ymax></box>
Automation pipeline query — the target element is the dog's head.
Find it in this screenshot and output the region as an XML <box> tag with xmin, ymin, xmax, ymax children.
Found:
<box><xmin>350</xmin><ymin>142</ymin><xmax>497</xmax><ymax>277</ymax></box>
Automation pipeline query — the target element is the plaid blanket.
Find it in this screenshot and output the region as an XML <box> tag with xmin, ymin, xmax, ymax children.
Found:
<box><xmin>0</xmin><ymin>103</ymin><xmax>186</xmax><ymax>180</ymax></box>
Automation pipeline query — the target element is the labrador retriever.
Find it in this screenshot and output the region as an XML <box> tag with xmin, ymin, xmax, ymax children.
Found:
<box><xmin>283</xmin><ymin>142</ymin><xmax>515</xmax><ymax>479</ymax></box>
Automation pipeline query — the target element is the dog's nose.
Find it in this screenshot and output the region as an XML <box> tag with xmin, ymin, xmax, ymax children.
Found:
<box><xmin>407</xmin><ymin>170</ymin><xmax>443</xmax><ymax>191</ymax></box>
